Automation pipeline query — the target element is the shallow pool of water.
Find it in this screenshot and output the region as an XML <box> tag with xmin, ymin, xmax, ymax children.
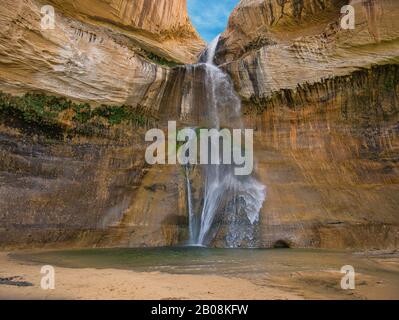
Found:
<box><xmin>12</xmin><ymin>247</ymin><xmax>398</xmax><ymax>280</ymax></box>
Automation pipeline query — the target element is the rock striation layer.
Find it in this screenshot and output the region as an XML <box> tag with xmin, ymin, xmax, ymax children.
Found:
<box><xmin>209</xmin><ymin>0</ymin><xmax>399</xmax><ymax>249</ymax></box>
<box><xmin>242</xmin><ymin>64</ymin><xmax>399</xmax><ymax>249</ymax></box>
<box><xmin>217</xmin><ymin>0</ymin><xmax>399</xmax><ymax>101</ymax></box>
<box><xmin>0</xmin><ymin>0</ymin><xmax>204</xmax><ymax>107</ymax></box>
<box><xmin>0</xmin><ymin>0</ymin><xmax>398</xmax><ymax>250</ymax></box>
<box><xmin>46</xmin><ymin>0</ymin><xmax>204</xmax><ymax>62</ymax></box>
<box><xmin>0</xmin><ymin>0</ymin><xmax>201</xmax><ymax>248</ymax></box>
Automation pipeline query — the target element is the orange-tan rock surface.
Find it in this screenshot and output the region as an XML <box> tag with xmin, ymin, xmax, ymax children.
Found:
<box><xmin>0</xmin><ymin>0</ymin><xmax>398</xmax><ymax>250</ymax></box>
<box><xmin>217</xmin><ymin>0</ymin><xmax>399</xmax><ymax>100</ymax></box>
<box><xmin>0</xmin><ymin>0</ymin><xmax>204</xmax><ymax>107</ymax></box>
<box><xmin>46</xmin><ymin>0</ymin><xmax>204</xmax><ymax>62</ymax></box>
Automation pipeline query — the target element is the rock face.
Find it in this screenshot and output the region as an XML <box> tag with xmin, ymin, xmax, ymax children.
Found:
<box><xmin>217</xmin><ymin>0</ymin><xmax>399</xmax><ymax>100</ymax></box>
<box><xmin>0</xmin><ymin>0</ymin><xmax>204</xmax><ymax>107</ymax></box>
<box><xmin>48</xmin><ymin>0</ymin><xmax>195</xmax><ymax>34</ymax></box>
<box><xmin>0</xmin><ymin>122</ymin><xmax>187</xmax><ymax>249</ymax></box>
<box><xmin>0</xmin><ymin>0</ymin><xmax>201</xmax><ymax>249</ymax></box>
<box><xmin>46</xmin><ymin>0</ymin><xmax>204</xmax><ymax>62</ymax></box>
<box><xmin>0</xmin><ymin>0</ymin><xmax>398</xmax><ymax>250</ymax></box>
<box><xmin>217</xmin><ymin>0</ymin><xmax>347</xmax><ymax>63</ymax></box>
<box><xmin>245</xmin><ymin>64</ymin><xmax>399</xmax><ymax>249</ymax></box>
<box><xmin>210</xmin><ymin>0</ymin><xmax>399</xmax><ymax>249</ymax></box>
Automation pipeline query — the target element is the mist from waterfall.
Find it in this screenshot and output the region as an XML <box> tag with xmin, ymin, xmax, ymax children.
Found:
<box><xmin>183</xmin><ymin>36</ymin><xmax>266</xmax><ymax>247</ymax></box>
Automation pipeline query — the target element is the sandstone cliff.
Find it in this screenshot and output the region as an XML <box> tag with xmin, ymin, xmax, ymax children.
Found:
<box><xmin>217</xmin><ymin>0</ymin><xmax>399</xmax><ymax>100</ymax></box>
<box><xmin>210</xmin><ymin>0</ymin><xmax>399</xmax><ymax>249</ymax></box>
<box><xmin>0</xmin><ymin>0</ymin><xmax>398</xmax><ymax>250</ymax></box>
<box><xmin>242</xmin><ymin>64</ymin><xmax>399</xmax><ymax>249</ymax></box>
<box><xmin>0</xmin><ymin>0</ymin><xmax>204</xmax><ymax>107</ymax></box>
<box><xmin>0</xmin><ymin>0</ymin><xmax>201</xmax><ymax>249</ymax></box>
<box><xmin>0</xmin><ymin>91</ymin><xmax>187</xmax><ymax>249</ymax></box>
<box><xmin>217</xmin><ymin>0</ymin><xmax>347</xmax><ymax>63</ymax></box>
<box><xmin>46</xmin><ymin>0</ymin><xmax>204</xmax><ymax>62</ymax></box>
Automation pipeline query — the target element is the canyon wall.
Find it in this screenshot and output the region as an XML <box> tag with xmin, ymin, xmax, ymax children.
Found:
<box><xmin>244</xmin><ymin>64</ymin><xmax>399</xmax><ymax>249</ymax></box>
<box><xmin>0</xmin><ymin>0</ymin><xmax>200</xmax><ymax>249</ymax></box>
<box><xmin>0</xmin><ymin>93</ymin><xmax>188</xmax><ymax>249</ymax></box>
<box><xmin>218</xmin><ymin>0</ymin><xmax>399</xmax><ymax>100</ymax></box>
<box><xmin>0</xmin><ymin>0</ymin><xmax>203</xmax><ymax>107</ymax></box>
<box><xmin>0</xmin><ymin>0</ymin><xmax>398</xmax><ymax>250</ymax></box>
<box><xmin>210</xmin><ymin>0</ymin><xmax>399</xmax><ymax>249</ymax></box>
<box><xmin>46</xmin><ymin>0</ymin><xmax>204</xmax><ymax>62</ymax></box>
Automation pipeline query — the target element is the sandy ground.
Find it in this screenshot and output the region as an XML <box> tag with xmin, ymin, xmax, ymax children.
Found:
<box><xmin>0</xmin><ymin>252</ymin><xmax>301</xmax><ymax>300</ymax></box>
<box><xmin>1</xmin><ymin>251</ymin><xmax>398</xmax><ymax>300</ymax></box>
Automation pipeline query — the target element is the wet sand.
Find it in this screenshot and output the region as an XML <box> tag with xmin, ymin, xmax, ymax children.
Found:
<box><xmin>0</xmin><ymin>252</ymin><xmax>300</xmax><ymax>300</ymax></box>
<box><xmin>0</xmin><ymin>249</ymin><xmax>398</xmax><ymax>300</ymax></box>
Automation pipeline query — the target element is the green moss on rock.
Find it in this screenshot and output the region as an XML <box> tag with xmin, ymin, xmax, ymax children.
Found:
<box><xmin>145</xmin><ymin>52</ymin><xmax>181</xmax><ymax>68</ymax></box>
<box><xmin>0</xmin><ymin>92</ymin><xmax>156</xmax><ymax>139</ymax></box>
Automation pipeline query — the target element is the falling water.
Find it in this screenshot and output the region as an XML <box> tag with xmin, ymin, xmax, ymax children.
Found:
<box><xmin>183</xmin><ymin>36</ymin><xmax>266</xmax><ymax>247</ymax></box>
<box><xmin>185</xmin><ymin>165</ymin><xmax>196</xmax><ymax>242</ymax></box>
<box><xmin>203</xmin><ymin>35</ymin><xmax>220</xmax><ymax>64</ymax></box>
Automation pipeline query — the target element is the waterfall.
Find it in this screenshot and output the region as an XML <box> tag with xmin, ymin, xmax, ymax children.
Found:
<box><xmin>185</xmin><ymin>165</ymin><xmax>196</xmax><ymax>244</ymax></box>
<box><xmin>203</xmin><ymin>35</ymin><xmax>220</xmax><ymax>64</ymax></box>
<box><xmin>183</xmin><ymin>36</ymin><xmax>266</xmax><ymax>247</ymax></box>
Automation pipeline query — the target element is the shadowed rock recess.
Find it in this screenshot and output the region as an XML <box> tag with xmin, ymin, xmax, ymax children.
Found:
<box><xmin>0</xmin><ymin>0</ymin><xmax>398</xmax><ymax>249</ymax></box>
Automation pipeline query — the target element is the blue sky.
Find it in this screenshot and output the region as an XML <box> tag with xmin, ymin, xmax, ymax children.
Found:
<box><xmin>187</xmin><ymin>0</ymin><xmax>240</xmax><ymax>42</ymax></box>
